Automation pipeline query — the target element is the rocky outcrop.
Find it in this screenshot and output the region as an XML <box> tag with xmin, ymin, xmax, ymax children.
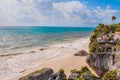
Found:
<box><xmin>19</xmin><ymin>68</ymin><xmax>67</xmax><ymax>80</ymax></box>
<box><xmin>87</xmin><ymin>24</ymin><xmax>120</xmax><ymax>77</ymax></box>
<box><xmin>19</xmin><ymin>66</ymin><xmax>100</xmax><ymax>80</ymax></box>
<box><xmin>74</xmin><ymin>50</ymin><xmax>88</xmax><ymax>56</ymax></box>
<box><xmin>19</xmin><ymin>68</ymin><xmax>53</xmax><ymax>80</ymax></box>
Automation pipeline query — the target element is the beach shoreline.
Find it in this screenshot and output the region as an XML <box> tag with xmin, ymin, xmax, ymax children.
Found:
<box><xmin>0</xmin><ymin>37</ymin><xmax>90</xmax><ymax>80</ymax></box>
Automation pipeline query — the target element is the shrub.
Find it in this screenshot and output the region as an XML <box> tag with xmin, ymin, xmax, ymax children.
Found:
<box><xmin>71</xmin><ymin>69</ymin><xmax>81</xmax><ymax>74</ymax></box>
<box><xmin>80</xmin><ymin>66</ymin><xmax>91</xmax><ymax>75</ymax></box>
<box><xmin>115</xmin><ymin>53</ymin><xmax>120</xmax><ymax>61</ymax></box>
<box><xmin>76</xmin><ymin>77</ymin><xmax>84</xmax><ymax>80</ymax></box>
<box><xmin>59</xmin><ymin>68</ymin><xmax>64</xmax><ymax>73</ymax></box>
<box><xmin>102</xmin><ymin>70</ymin><xmax>118</xmax><ymax>80</ymax></box>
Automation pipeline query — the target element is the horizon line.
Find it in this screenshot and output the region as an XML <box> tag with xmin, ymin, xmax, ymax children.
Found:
<box><xmin>0</xmin><ymin>25</ymin><xmax>96</xmax><ymax>28</ymax></box>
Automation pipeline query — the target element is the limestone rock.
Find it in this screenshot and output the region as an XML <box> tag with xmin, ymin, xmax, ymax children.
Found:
<box><xmin>19</xmin><ymin>68</ymin><xmax>53</xmax><ymax>80</ymax></box>
<box><xmin>86</xmin><ymin>53</ymin><xmax>114</xmax><ymax>77</ymax></box>
<box><xmin>68</xmin><ymin>72</ymin><xmax>80</xmax><ymax>80</ymax></box>
<box><xmin>74</xmin><ymin>50</ymin><xmax>88</xmax><ymax>56</ymax></box>
<box><xmin>49</xmin><ymin>69</ymin><xmax>67</xmax><ymax>80</ymax></box>
<box><xmin>82</xmin><ymin>74</ymin><xmax>100</xmax><ymax>80</ymax></box>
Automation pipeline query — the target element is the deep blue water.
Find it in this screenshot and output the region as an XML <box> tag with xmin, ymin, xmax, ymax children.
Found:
<box><xmin>0</xmin><ymin>27</ymin><xmax>95</xmax><ymax>53</ymax></box>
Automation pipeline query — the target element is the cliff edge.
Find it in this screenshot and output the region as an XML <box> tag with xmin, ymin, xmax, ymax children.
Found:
<box><xmin>87</xmin><ymin>23</ymin><xmax>120</xmax><ymax>79</ymax></box>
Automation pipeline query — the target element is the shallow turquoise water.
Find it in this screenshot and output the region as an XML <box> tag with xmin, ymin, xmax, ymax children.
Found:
<box><xmin>0</xmin><ymin>26</ymin><xmax>95</xmax><ymax>53</ymax></box>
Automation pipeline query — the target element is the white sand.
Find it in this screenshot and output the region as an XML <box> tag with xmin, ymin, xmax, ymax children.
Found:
<box><xmin>0</xmin><ymin>37</ymin><xmax>91</xmax><ymax>80</ymax></box>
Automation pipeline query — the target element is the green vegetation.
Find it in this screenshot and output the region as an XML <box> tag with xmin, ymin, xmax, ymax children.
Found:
<box><xmin>76</xmin><ymin>77</ymin><xmax>84</xmax><ymax>80</ymax></box>
<box><xmin>72</xmin><ymin>66</ymin><xmax>99</xmax><ymax>80</ymax></box>
<box><xmin>71</xmin><ymin>66</ymin><xmax>91</xmax><ymax>75</ymax></box>
<box><xmin>74</xmin><ymin>67</ymin><xmax>118</xmax><ymax>80</ymax></box>
<box><xmin>59</xmin><ymin>68</ymin><xmax>64</xmax><ymax>73</ymax></box>
<box><xmin>80</xmin><ymin>66</ymin><xmax>91</xmax><ymax>75</ymax></box>
<box><xmin>59</xmin><ymin>68</ymin><xmax>67</xmax><ymax>80</ymax></box>
<box><xmin>110</xmin><ymin>23</ymin><xmax>120</xmax><ymax>32</ymax></box>
<box><xmin>115</xmin><ymin>53</ymin><xmax>120</xmax><ymax>61</ymax></box>
<box><xmin>102</xmin><ymin>70</ymin><xmax>118</xmax><ymax>80</ymax></box>
<box><xmin>71</xmin><ymin>69</ymin><xmax>81</xmax><ymax>74</ymax></box>
<box><xmin>89</xmin><ymin>23</ymin><xmax>120</xmax><ymax>53</ymax></box>
<box><xmin>29</xmin><ymin>68</ymin><xmax>45</xmax><ymax>76</ymax></box>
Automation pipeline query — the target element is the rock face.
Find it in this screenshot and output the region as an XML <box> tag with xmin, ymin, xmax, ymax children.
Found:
<box><xmin>87</xmin><ymin>24</ymin><xmax>120</xmax><ymax>77</ymax></box>
<box><xmin>19</xmin><ymin>68</ymin><xmax>53</xmax><ymax>80</ymax></box>
<box><xmin>86</xmin><ymin>53</ymin><xmax>115</xmax><ymax>77</ymax></box>
<box><xmin>68</xmin><ymin>72</ymin><xmax>80</xmax><ymax>80</ymax></box>
<box><xmin>74</xmin><ymin>50</ymin><xmax>88</xmax><ymax>56</ymax></box>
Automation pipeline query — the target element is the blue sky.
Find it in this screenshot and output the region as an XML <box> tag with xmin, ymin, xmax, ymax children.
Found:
<box><xmin>0</xmin><ymin>0</ymin><xmax>120</xmax><ymax>26</ymax></box>
<box><xmin>52</xmin><ymin>0</ymin><xmax>120</xmax><ymax>10</ymax></box>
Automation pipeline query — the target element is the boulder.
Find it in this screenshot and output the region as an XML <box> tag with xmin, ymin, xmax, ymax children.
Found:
<box><xmin>68</xmin><ymin>72</ymin><xmax>80</xmax><ymax>80</ymax></box>
<box><xmin>74</xmin><ymin>50</ymin><xmax>88</xmax><ymax>56</ymax></box>
<box><xmin>49</xmin><ymin>69</ymin><xmax>67</xmax><ymax>80</ymax></box>
<box><xmin>19</xmin><ymin>68</ymin><xmax>53</xmax><ymax>80</ymax></box>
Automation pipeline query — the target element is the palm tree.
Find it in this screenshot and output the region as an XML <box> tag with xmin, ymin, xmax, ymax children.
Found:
<box><xmin>112</xmin><ymin>16</ymin><xmax>116</xmax><ymax>24</ymax></box>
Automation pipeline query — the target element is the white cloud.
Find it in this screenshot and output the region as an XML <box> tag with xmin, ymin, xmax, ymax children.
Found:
<box><xmin>0</xmin><ymin>0</ymin><xmax>119</xmax><ymax>26</ymax></box>
<box><xmin>53</xmin><ymin>1</ymin><xmax>119</xmax><ymax>26</ymax></box>
<box><xmin>53</xmin><ymin>1</ymin><xmax>86</xmax><ymax>18</ymax></box>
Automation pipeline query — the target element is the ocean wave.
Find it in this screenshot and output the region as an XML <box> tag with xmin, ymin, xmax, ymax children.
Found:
<box><xmin>10</xmin><ymin>44</ymin><xmax>33</xmax><ymax>50</ymax></box>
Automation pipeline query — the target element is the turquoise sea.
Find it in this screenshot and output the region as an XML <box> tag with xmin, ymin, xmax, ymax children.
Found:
<box><xmin>0</xmin><ymin>26</ymin><xmax>95</xmax><ymax>53</ymax></box>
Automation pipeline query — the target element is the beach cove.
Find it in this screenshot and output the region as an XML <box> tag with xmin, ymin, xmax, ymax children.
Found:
<box><xmin>0</xmin><ymin>37</ymin><xmax>91</xmax><ymax>80</ymax></box>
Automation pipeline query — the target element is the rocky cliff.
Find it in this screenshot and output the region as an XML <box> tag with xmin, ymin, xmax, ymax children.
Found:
<box><xmin>87</xmin><ymin>23</ymin><xmax>120</xmax><ymax>78</ymax></box>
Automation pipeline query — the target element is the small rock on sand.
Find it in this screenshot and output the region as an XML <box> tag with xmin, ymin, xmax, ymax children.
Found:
<box><xmin>74</xmin><ymin>50</ymin><xmax>88</xmax><ymax>56</ymax></box>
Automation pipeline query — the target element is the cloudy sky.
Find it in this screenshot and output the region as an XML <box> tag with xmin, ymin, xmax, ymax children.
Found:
<box><xmin>0</xmin><ymin>0</ymin><xmax>120</xmax><ymax>26</ymax></box>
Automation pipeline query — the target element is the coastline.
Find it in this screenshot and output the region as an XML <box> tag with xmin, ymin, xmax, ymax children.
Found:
<box><xmin>0</xmin><ymin>36</ymin><xmax>90</xmax><ymax>80</ymax></box>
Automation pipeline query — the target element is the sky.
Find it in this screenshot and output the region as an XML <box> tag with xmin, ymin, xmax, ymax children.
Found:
<box><xmin>0</xmin><ymin>0</ymin><xmax>120</xmax><ymax>26</ymax></box>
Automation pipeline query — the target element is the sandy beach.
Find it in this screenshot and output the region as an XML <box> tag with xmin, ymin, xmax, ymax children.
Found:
<box><xmin>0</xmin><ymin>37</ymin><xmax>91</xmax><ymax>80</ymax></box>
